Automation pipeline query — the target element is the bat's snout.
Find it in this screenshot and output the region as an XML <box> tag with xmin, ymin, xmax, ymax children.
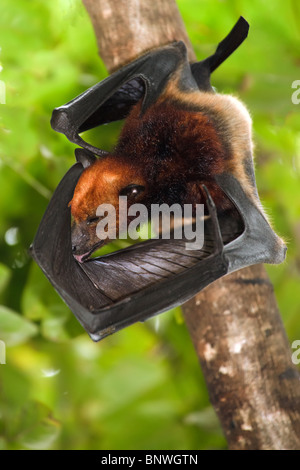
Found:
<box><xmin>72</xmin><ymin>248</ymin><xmax>90</xmax><ymax>263</ymax></box>
<box><xmin>71</xmin><ymin>220</ymin><xmax>100</xmax><ymax>262</ymax></box>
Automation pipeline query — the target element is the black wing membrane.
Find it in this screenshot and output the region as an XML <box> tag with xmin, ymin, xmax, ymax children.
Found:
<box><xmin>191</xmin><ymin>16</ymin><xmax>249</xmax><ymax>91</ymax></box>
<box><xmin>215</xmin><ymin>174</ymin><xmax>286</xmax><ymax>271</ymax></box>
<box><xmin>50</xmin><ymin>43</ymin><xmax>193</xmax><ymax>156</ymax></box>
<box><xmin>30</xmin><ymin>163</ymin><xmax>232</xmax><ymax>341</ymax></box>
<box><xmin>77</xmin><ymin>78</ymin><xmax>145</xmax><ymax>133</ymax></box>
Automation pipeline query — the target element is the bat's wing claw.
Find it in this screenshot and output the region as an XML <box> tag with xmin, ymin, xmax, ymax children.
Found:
<box><xmin>201</xmin><ymin>184</ymin><xmax>224</xmax><ymax>255</ymax></box>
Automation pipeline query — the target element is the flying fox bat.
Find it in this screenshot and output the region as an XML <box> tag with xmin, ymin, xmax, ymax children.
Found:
<box><xmin>30</xmin><ymin>17</ymin><xmax>286</xmax><ymax>341</ymax></box>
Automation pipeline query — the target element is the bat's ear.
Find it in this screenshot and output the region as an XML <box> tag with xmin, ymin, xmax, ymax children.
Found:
<box><xmin>75</xmin><ymin>148</ymin><xmax>98</xmax><ymax>168</ymax></box>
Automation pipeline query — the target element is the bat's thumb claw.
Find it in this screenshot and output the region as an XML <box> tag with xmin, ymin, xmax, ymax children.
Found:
<box><xmin>75</xmin><ymin>148</ymin><xmax>97</xmax><ymax>169</ymax></box>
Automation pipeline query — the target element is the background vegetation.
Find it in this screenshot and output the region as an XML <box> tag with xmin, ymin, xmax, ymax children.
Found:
<box><xmin>0</xmin><ymin>0</ymin><xmax>299</xmax><ymax>450</ymax></box>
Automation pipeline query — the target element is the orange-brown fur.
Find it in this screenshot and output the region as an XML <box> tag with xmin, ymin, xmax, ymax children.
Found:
<box><xmin>70</xmin><ymin>83</ymin><xmax>255</xmax><ymax>255</ymax></box>
<box><xmin>71</xmin><ymin>157</ymin><xmax>144</xmax><ymax>222</ymax></box>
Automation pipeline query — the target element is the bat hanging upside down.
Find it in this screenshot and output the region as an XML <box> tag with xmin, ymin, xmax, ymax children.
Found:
<box><xmin>30</xmin><ymin>17</ymin><xmax>286</xmax><ymax>341</ymax></box>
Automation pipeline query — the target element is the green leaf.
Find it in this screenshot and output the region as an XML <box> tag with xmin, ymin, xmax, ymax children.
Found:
<box><xmin>17</xmin><ymin>401</ymin><xmax>60</xmax><ymax>450</ymax></box>
<box><xmin>0</xmin><ymin>263</ymin><xmax>11</xmax><ymax>296</ymax></box>
<box><xmin>0</xmin><ymin>305</ymin><xmax>38</xmax><ymax>346</ymax></box>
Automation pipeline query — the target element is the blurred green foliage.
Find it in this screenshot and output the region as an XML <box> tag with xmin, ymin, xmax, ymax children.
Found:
<box><xmin>0</xmin><ymin>0</ymin><xmax>299</xmax><ymax>450</ymax></box>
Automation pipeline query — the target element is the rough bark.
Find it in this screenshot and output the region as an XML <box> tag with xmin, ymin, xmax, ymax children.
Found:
<box><xmin>184</xmin><ymin>264</ymin><xmax>300</xmax><ymax>449</ymax></box>
<box><xmin>82</xmin><ymin>0</ymin><xmax>300</xmax><ymax>450</ymax></box>
<box><xmin>83</xmin><ymin>0</ymin><xmax>195</xmax><ymax>70</ymax></box>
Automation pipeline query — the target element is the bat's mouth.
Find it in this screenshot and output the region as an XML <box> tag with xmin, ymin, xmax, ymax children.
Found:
<box><xmin>73</xmin><ymin>241</ymin><xmax>105</xmax><ymax>263</ymax></box>
<box><xmin>74</xmin><ymin>252</ymin><xmax>90</xmax><ymax>263</ymax></box>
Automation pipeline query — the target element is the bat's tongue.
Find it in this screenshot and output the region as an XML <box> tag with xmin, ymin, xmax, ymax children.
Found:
<box><xmin>74</xmin><ymin>253</ymin><xmax>89</xmax><ymax>263</ymax></box>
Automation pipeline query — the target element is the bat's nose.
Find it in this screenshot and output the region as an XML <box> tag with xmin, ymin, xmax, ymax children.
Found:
<box><xmin>71</xmin><ymin>222</ymin><xmax>92</xmax><ymax>257</ymax></box>
<box><xmin>72</xmin><ymin>245</ymin><xmax>90</xmax><ymax>263</ymax></box>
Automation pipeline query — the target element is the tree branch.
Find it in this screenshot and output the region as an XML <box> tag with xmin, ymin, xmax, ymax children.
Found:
<box><xmin>184</xmin><ymin>264</ymin><xmax>300</xmax><ymax>449</ymax></box>
<box><xmin>83</xmin><ymin>0</ymin><xmax>195</xmax><ymax>70</ymax></box>
<box><xmin>82</xmin><ymin>0</ymin><xmax>300</xmax><ymax>449</ymax></box>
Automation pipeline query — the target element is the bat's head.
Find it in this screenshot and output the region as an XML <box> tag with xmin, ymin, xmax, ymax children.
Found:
<box><xmin>70</xmin><ymin>154</ymin><xmax>147</xmax><ymax>262</ymax></box>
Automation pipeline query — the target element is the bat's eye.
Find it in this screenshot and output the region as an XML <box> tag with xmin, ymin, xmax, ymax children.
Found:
<box><xmin>119</xmin><ymin>184</ymin><xmax>145</xmax><ymax>199</ymax></box>
<box><xmin>87</xmin><ymin>216</ymin><xmax>100</xmax><ymax>225</ymax></box>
